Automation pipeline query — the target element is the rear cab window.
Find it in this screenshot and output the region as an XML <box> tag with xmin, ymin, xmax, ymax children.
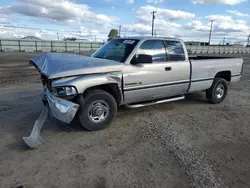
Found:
<box><xmin>165</xmin><ymin>40</ymin><xmax>185</xmax><ymax>61</ymax></box>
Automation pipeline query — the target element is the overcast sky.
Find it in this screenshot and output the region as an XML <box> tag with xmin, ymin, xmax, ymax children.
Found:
<box><xmin>0</xmin><ymin>0</ymin><xmax>250</xmax><ymax>44</ymax></box>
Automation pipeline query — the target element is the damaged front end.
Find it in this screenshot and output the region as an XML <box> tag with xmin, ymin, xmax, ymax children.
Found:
<box><xmin>23</xmin><ymin>53</ymin><xmax>123</xmax><ymax>148</ymax></box>
<box><xmin>23</xmin><ymin>88</ymin><xmax>79</xmax><ymax>149</ymax></box>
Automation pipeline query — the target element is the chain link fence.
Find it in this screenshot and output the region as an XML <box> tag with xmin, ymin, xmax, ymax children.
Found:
<box><xmin>0</xmin><ymin>39</ymin><xmax>250</xmax><ymax>55</ymax></box>
<box><xmin>0</xmin><ymin>39</ymin><xmax>104</xmax><ymax>55</ymax></box>
<box><xmin>186</xmin><ymin>45</ymin><xmax>250</xmax><ymax>54</ymax></box>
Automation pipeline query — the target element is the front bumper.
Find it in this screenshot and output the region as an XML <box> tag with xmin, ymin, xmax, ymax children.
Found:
<box><xmin>41</xmin><ymin>88</ymin><xmax>79</xmax><ymax>124</ymax></box>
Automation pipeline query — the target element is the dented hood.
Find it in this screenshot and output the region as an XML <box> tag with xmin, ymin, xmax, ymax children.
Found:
<box><xmin>30</xmin><ymin>53</ymin><xmax>123</xmax><ymax>79</ymax></box>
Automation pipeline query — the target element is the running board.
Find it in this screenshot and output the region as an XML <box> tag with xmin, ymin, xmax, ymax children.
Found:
<box><xmin>125</xmin><ymin>95</ymin><xmax>185</xmax><ymax>109</ymax></box>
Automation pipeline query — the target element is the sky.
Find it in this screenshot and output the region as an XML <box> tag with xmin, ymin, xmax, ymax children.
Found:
<box><xmin>0</xmin><ymin>0</ymin><xmax>250</xmax><ymax>44</ymax></box>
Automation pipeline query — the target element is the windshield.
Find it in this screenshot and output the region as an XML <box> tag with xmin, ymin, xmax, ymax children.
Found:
<box><xmin>92</xmin><ymin>39</ymin><xmax>139</xmax><ymax>63</ymax></box>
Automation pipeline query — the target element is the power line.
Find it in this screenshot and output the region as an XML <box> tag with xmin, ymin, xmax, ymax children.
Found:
<box><xmin>151</xmin><ymin>11</ymin><xmax>157</xmax><ymax>37</ymax></box>
<box><xmin>0</xmin><ymin>24</ymin><xmax>141</xmax><ymax>40</ymax></box>
<box><xmin>0</xmin><ymin>24</ymin><xmax>140</xmax><ymax>40</ymax></box>
<box><xmin>0</xmin><ymin>24</ymin><xmax>124</xmax><ymax>35</ymax></box>
<box><xmin>208</xmin><ymin>20</ymin><xmax>215</xmax><ymax>45</ymax></box>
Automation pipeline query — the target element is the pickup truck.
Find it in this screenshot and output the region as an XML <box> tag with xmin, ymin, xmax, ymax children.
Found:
<box><xmin>23</xmin><ymin>37</ymin><xmax>243</xmax><ymax>148</ymax></box>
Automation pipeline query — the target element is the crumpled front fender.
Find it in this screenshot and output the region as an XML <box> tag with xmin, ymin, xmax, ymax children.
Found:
<box><xmin>51</xmin><ymin>72</ymin><xmax>123</xmax><ymax>103</ymax></box>
<box><xmin>52</xmin><ymin>72</ymin><xmax>122</xmax><ymax>93</ymax></box>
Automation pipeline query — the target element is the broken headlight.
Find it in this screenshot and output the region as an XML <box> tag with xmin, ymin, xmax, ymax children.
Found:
<box><xmin>52</xmin><ymin>86</ymin><xmax>77</xmax><ymax>96</ymax></box>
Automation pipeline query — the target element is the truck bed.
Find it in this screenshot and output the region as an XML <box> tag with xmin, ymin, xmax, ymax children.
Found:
<box><xmin>188</xmin><ymin>57</ymin><xmax>243</xmax><ymax>92</ymax></box>
<box><xmin>189</xmin><ymin>55</ymin><xmax>238</xmax><ymax>60</ymax></box>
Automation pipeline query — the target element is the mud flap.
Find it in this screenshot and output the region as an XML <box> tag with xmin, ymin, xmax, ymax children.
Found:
<box><xmin>23</xmin><ymin>106</ymin><xmax>49</xmax><ymax>149</ymax></box>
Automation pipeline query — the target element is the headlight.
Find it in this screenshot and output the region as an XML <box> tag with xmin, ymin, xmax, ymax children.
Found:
<box><xmin>52</xmin><ymin>86</ymin><xmax>77</xmax><ymax>96</ymax></box>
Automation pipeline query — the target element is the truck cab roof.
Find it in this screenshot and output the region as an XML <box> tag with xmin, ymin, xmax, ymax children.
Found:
<box><xmin>119</xmin><ymin>36</ymin><xmax>183</xmax><ymax>42</ymax></box>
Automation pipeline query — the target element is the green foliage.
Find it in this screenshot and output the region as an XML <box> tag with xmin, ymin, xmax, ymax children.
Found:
<box><xmin>108</xmin><ymin>29</ymin><xmax>119</xmax><ymax>41</ymax></box>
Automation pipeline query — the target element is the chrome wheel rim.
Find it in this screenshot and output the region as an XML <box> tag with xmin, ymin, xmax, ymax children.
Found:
<box><xmin>215</xmin><ymin>84</ymin><xmax>225</xmax><ymax>99</ymax></box>
<box><xmin>88</xmin><ymin>100</ymin><xmax>109</xmax><ymax>123</ymax></box>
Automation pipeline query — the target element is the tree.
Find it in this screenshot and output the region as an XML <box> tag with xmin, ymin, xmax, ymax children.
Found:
<box><xmin>108</xmin><ymin>29</ymin><xmax>119</xmax><ymax>41</ymax></box>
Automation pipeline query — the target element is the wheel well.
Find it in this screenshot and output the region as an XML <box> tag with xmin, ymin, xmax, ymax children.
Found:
<box><xmin>83</xmin><ymin>84</ymin><xmax>122</xmax><ymax>105</ymax></box>
<box><xmin>215</xmin><ymin>71</ymin><xmax>231</xmax><ymax>82</ymax></box>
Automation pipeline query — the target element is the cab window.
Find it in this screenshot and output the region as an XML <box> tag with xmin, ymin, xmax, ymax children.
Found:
<box><xmin>136</xmin><ymin>40</ymin><xmax>167</xmax><ymax>62</ymax></box>
<box><xmin>165</xmin><ymin>41</ymin><xmax>185</xmax><ymax>61</ymax></box>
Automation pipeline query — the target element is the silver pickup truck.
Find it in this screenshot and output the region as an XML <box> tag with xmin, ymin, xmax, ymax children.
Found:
<box><xmin>23</xmin><ymin>37</ymin><xmax>243</xmax><ymax>148</ymax></box>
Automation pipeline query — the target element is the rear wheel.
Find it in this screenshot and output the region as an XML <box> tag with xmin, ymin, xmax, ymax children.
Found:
<box><xmin>77</xmin><ymin>90</ymin><xmax>117</xmax><ymax>131</ymax></box>
<box><xmin>206</xmin><ymin>78</ymin><xmax>228</xmax><ymax>104</ymax></box>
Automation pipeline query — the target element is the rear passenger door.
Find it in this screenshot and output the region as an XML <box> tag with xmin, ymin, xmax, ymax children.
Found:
<box><xmin>123</xmin><ymin>39</ymin><xmax>190</xmax><ymax>103</ymax></box>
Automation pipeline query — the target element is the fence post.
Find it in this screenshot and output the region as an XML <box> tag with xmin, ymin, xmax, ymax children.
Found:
<box><xmin>18</xmin><ymin>40</ymin><xmax>21</xmax><ymax>52</ymax></box>
<box><xmin>0</xmin><ymin>39</ymin><xmax>2</xmax><ymax>52</ymax></box>
<box><xmin>51</xmin><ymin>41</ymin><xmax>53</xmax><ymax>52</ymax></box>
<box><xmin>35</xmin><ymin>41</ymin><xmax>37</xmax><ymax>52</ymax></box>
<box><xmin>79</xmin><ymin>42</ymin><xmax>81</xmax><ymax>55</ymax></box>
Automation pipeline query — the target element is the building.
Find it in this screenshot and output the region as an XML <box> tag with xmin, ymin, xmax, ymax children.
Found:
<box><xmin>21</xmin><ymin>36</ymin><xmax>41</xmax><ymax>40</ymax></box>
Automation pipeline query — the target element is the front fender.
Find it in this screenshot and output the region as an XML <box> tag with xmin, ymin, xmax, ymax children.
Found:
<box><xmin>52</xmin><ymin>72</ymin><xmax>122</xmax><ymax>94</ymax></box>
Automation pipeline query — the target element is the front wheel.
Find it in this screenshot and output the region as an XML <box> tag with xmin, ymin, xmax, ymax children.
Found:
<box><xmin>76</xmin><ymin>90</ymin><xmax>117</xmax><ymax>131</ymax></box>
<box><xmin>206</xmin><ymin>78</ymin><xmax>228</xmax><ymax>104</ymax></box>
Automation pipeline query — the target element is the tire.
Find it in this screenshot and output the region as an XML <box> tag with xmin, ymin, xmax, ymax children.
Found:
<box><xmin>76</xmin><ymin>90</ymin><xmax>117</xmax><ymax>131</ymax></box>
<box><xmin>206</xmin><ymin>78</ymin><xmax>228</xmax><ymax>104</ymax></box>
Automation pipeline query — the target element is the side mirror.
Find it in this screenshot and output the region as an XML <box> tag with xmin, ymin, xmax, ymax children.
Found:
<box><xmin>131</xmin><ymin>54</ymin><xmax>153</xmax><ymax>64</ymax></box>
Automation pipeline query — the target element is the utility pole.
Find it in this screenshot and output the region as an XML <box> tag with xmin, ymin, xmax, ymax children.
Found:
<box><xmin>154</xmin><ymin>30</ymin><xmax>157</xmax><ymax>37</ymax></box>
<box><xmin>208</xmin><ymin>20</ymin><xmax>215</xmax><ymax>45</ymax></box>
<box><xmin>151</xmin><ymin>11</ymin><xmax>157</xmax><ymax>37</ymax></box>
<box><xmin>247</xmin><ymin>34</ymin><xmax>250</xmax><ymax>46</ymax></box>
<box><xmin>118</xmin><ymin>25</ymin><xmax>121</xmax><ymax>37</ymax></box>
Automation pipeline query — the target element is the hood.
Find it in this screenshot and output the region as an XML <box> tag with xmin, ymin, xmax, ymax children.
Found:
<box><xmin>30</xmin><ymin>53</ymin><xmax>124</xmax><ymax>79</ymax></box>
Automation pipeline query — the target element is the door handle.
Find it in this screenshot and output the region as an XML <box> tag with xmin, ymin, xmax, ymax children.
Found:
<box><xmin>165</xmin><ymin>67</ymin><xmax>172</xmax><ymax>71</ymax></box>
